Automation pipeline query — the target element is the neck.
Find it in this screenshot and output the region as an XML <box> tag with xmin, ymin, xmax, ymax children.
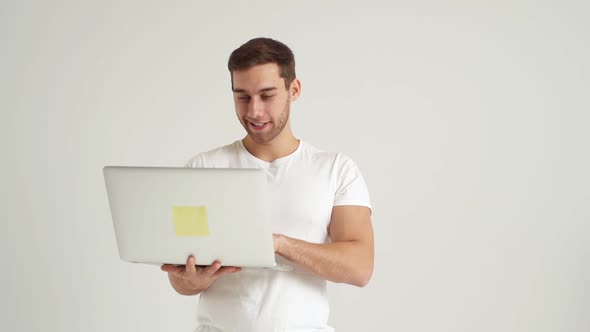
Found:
<box><xmin>242</xmin><ymin>126</ymin><xmax>300</xmax><ymax>162</ymax></box>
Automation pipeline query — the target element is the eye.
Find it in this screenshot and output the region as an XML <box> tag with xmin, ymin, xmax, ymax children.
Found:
<box><xmin>261</xmin><ymin>94</ymin><xmax>275</xmax><ymax>100</ymax></box>
<box><xmin>237</xmin><ymin>95</ymin><xmax>250</xmax><ymax>101</ymax></box>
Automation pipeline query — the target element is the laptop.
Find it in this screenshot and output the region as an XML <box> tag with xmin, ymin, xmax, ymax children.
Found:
<box><xmin>103</xmin><ymin>166</ymin><xmax>285</xmax><ymax>269</ymax></box>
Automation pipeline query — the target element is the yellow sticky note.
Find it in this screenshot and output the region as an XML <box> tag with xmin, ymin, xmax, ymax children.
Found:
<box><xmin>172</xmin><ymin>206</ymin><xmax>210</xmax><ymax>236</ymax></box>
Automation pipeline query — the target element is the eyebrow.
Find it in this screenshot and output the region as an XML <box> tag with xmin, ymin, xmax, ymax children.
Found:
<box><xmin>232</xmin><ymin>87</ymin><xmax>278</xmax><ymax>94</ymax></box>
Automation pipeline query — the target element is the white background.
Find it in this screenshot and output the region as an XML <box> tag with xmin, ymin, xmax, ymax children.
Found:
<box><xmin>2</xmin><ymin>1</ymin><xmax>589</xmax><ymax>331</ymax></box>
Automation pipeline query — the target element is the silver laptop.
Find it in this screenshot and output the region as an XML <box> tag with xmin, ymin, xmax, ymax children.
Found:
<box><xmin>103</xmin><ymin>166</ymin><xmax>281</xmax><ymax>269</ymax></box>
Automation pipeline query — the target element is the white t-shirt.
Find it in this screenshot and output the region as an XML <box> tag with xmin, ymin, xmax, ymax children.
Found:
<box><xmin>185</xmin><ymin>140</ymin><xmax>371</xmax><ymax>332</ymax></box>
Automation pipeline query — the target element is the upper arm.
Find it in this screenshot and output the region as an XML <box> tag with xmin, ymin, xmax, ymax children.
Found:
<box><xmin>328</xmin><ymin>205</ymin><xmax>373</xmax><ymax>245</ymax></box>
<box><xmin>331</xmin><ymin>154</ymin><xmax>372</xmax><ymax>244</ymax></box>
<box><xmin>328</xmin><ymin>205</ymin><xmax>374</xmax><ymax>285</ymax></box>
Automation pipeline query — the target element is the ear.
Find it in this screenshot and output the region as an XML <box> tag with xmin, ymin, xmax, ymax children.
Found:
<box><xmin>289</xmin><ymin>79</ymin><xmax>301</xmax><ymax>101</ymax></box>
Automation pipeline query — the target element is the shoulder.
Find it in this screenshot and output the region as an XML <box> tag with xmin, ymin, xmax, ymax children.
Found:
<box><xmin>185</xmin><ymin>140</ymin><xmax>241</xmax><ymax>167</ymax></box>
<box><xmin>301</xmin><ymin>141</ymin><xmax>358</xmax><ymax>170</ymax></box>
<box><xmin>302</xmin><ymin>141</ymin><xmax>370</xmax><ymax>205</ymax></box>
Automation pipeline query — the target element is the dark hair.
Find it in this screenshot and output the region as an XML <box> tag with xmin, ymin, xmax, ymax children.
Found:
<box><xmin>228</xmin><ymin>37</ymin><xmax>296</xmax><ymax>90</ymax></box>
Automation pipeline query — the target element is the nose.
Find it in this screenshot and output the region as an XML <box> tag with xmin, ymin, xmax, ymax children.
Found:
<box><xmin>247</xmin><ymin>96</ymin><xmax>263</xmax><ymax>118</ymax></box>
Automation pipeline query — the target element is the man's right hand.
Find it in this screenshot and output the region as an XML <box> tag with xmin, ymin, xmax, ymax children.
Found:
<box><xmin>161</xmin><ymin>255</ymin><xmax>241</xmax><ymax>296</ymax></box>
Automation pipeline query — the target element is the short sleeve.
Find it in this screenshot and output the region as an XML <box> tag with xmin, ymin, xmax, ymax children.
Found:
<box><xmin>333</xmin><ymin>155</ymin><xmax>372</xmax><ymax>210</ymax></box>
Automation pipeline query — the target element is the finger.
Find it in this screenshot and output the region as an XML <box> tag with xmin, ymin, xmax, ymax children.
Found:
<box><xmin>186</xmin><ymin>256</ymin><xmax>197</xmax><ymax>274</ymax></box>
<box><xmin>161</xmin><ymin>264</ymin><xmax>184</xmax><ymax>274</ymax></box>
<box><xmin>161</xmin><ymin>264</ymin><xmax>178</xmax><ymax>272</ymax></box>
<box><xmin>203</xmin><ymin>261</ymin><xmax>222</xmax><ymax>276</ymax></box>
<box><xmin>213</xmin><ymin>266</ymin><xmax>242</xmax><ymax>278</ymax></box>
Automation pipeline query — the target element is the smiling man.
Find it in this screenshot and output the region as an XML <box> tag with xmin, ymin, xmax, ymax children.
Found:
<box><xmin>161</xmin><ymin>37</ymin><xmax>373</xmax><ymax>332</ymax></box>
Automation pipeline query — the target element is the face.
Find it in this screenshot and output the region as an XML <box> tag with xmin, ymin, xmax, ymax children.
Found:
<box><xmin>232</xmin><ymin>63</ymin><xmax>299</xmax><ymax>144</ymax></box>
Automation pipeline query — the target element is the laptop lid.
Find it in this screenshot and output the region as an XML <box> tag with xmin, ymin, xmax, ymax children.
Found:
<box><xmin>103</xmin><ymin>166</ymin><xmax>276</xmax><ymax>267</ymax></box>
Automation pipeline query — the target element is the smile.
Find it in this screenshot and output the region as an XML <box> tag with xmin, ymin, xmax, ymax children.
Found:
<box><xmin>248</xmin><ymin>121</ymin><xmax>270</xmax><ymax>131</ymax></box>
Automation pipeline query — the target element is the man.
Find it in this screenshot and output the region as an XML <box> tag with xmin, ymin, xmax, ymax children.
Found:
<box><xmin>161</xmin><ymin>37</ymin><xmax>373</xmax><ymax>331</ymax></box>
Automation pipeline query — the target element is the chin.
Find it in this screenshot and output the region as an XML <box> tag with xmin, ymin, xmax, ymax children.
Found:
<box><xmin>250</xmin><ymin>135</ymin><xmax>274</xmax><ymax>145</ymax></box>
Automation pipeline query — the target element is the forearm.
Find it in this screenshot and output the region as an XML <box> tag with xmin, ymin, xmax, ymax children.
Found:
<box><xmin>275</xmin><ymin>235</ymin><xmax>373</xmax><ymax>287</ymax></box>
